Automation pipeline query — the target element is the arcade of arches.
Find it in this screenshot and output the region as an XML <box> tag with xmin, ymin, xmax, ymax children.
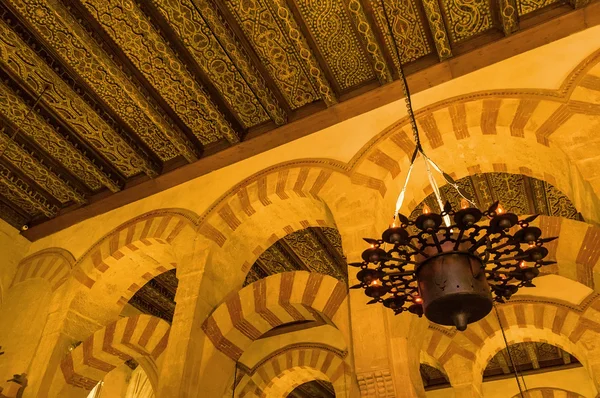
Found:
<box><xmin>2</xmin><ymin>13</ymin><xmax>600</xmax><ymax>398</ymax></box>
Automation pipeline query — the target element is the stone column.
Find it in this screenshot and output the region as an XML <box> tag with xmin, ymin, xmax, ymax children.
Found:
<box><xmin>452</xmin><ymin>383</ymin><xmax>483</xmax><ymax>397</ymax></box>
<box><xmin>341</xmin><ymin>219</ymin><xmax>425</xmax><ymax>398</ymax></box>
<box><xmin>155</xmin><ymin>246</ymin><xmax>215</xmax><ymax>398</ymax></box>
<box><xmin>444</xmin><ymin>355</ymin><xmax>482</xmax><ymax>398</ymax></box>
<box><xmin>587</xmin><ymin>361</ymin><xmax>600</xmax><ymax>396</ymax></box>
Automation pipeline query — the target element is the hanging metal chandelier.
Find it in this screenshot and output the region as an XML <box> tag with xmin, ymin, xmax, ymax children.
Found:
<box><xmin>352</xmin><ymin>1</ymin><xmax>558</xmax><ymax>332</ymax></box>
<box><xmin>351</xmin><ymin>201</ymin><xmax>557</xmax><ymax>331</ymax></box>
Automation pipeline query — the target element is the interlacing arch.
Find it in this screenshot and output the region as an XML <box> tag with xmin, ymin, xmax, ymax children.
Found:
<box><xmin>235</xmin><ymin>344</ymin><xmax>350</xmax><ymax>397</ymax></box>
<box><xmin>202</xmin><ymin>271</ymin><xmax>347</xmax><ymax>361</ymax></box>
<box><xmin>10</xmin><ymin>247</ymin><xmax>74</xmax><ymax>292</ymax></box>
<box><xmin>195</xmin><ymin>160</ymin><xmax>383</xmax><ymax>290</ymax></box>
<box><xmin>60</xmin><ymin>209</ymin><xmax>197</xmax><ymax>337</ymax></box>
<box><xmin>420</xmin><ymin>292</ymin><xmax>600</xmax><ymax>393</ymax></box>
<box><xmin>349</xmin><ymin>49</ymin><xmax>600</xmax><ymax>224</ymax></box>
<box><xmin>50</xmin><ymin>315</ymin><xmax>170</xmax><ymax>397</ymax></box>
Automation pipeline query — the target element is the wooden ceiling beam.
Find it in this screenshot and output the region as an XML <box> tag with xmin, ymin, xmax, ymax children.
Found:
<box><xmin>0</xmin><ymin>71</ymin><xmax>122</xmax><ymax>194</ymax></box>
<box><xmin>179</xmin><ymin>0</ymin><xmax>288</xmax><ymax>127</ymax></box>
<box><xmin>0</xmin><ymin>7</ymin><xmax>160</xmax><ymax>178</ymax></box>
<box><xmin>496</xmin><ymin>350</ymin><xmax>513</xmax><ymax>374</ymax></box>
<box><xmin>137</xmin><ymin>0</ymin><xmax>246</xmax><ymax>134</ymax></box>
<box><xmin>266</xmin><ymin>0</ymin><xmax>338</xmax><ymax>106</ymax></box>
<box><xmin>69</xmin><ymin>0</ymin><xmax>239</xmax><ymax>146</ymax></box>
<box><xmin>0</xmin><ymin>163</ymin><xmax>57</xmax><ymax>219</ymax></box>
<box><xmin>309</xmin><ymin>228</ymin><xmax>348</xmax><ymax>276</ymax></box>
<box><xmin>21</xmin><ymin>3</ymin><xmax>600</xmax><ymax>240</ymax></box>
<box><xmin>0</xmin><ymin>127</ymin><xmax>86</xmax><ymax>204</ymax></box>
<box><xmin>209</xmin><ymin>0</ymin><xmax>293</xmax><ymax>119</ymax></box>
<box><xmin>421</xmin><ymin>0</ymin><xmax>453</xmax><ymax>61</ymax></box>
<box><xmin>45</xmin><ymin>0</ymin><xmax>201</xmax><ymax>163</ymax></box>
<box><xmin>0</xmin><ymin>193</ymin><xmax>29</xmax><ymax>229</ymax></box>
<box><xmin>525</xmin><ymin>343</ymin><xmax>541</xmax><ymax>369</ymax></box>
<box><xmin>343</xmin><ymin>0</ymin><xmax>393</xmax><ymax>85</ymax></box>
<box><xmin>0</xmin><ymin>157</ymin><xmax>62</xmax><ymax>210</ymax></box>
<box><xmin>275</xmin><ymin>240</ymin><xmax>312</xmax><ymax>273</ymax></box>
<box><xmin>0</xmin><ymin>135</ymin><xmax>83</xmax><ymax>209</ymax></box>
<box><xmin>284</xmin><ymin>0</ymin><xmax>343</xmax><ymax>96</ymax></box>
<box><xmin>571</xmin><ymin>0</ymin><xmax>593</xmax><ymax>8</ymax></box>
<box><xmin>497</xmin><ymin>0</ymin><xmax>520</xmax><ymax>36</ymax></box>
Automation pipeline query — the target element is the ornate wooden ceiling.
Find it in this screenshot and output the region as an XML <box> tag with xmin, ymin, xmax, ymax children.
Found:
<box><xmin>0</xmin><ymin>0</ymin><xmax>594</xmax><ymax>233</ymax></box>
<box><xmin>420</xmin><ymin>363</ymin><xmax>450</xmax><ymax>389</ymax></box>
<box><xmin>483</xmin><ymin>341</ymin><xmax>580</xmax><ymax>378</ymax></box>
<box><xmin>410</xmin><ymin>172</ymin><xmax>583</xmax><ymax>220</ymax></box>
<box><xmin>421</xmin><ymin>342</ymin><xmax>580</xmax><ymax>390</ymax></box>
<box><xmin>288</xmin><ymin>380</ymin><xmax>335</xmax><ymax>398</ymax></box>
<box><xmin>244</xmin><ymin>227</ymin><xmax>347</xmax><ymax>286</ymax></box>
<box><xmin>129</xmin><ymin>269</ymin><xmax>177</xmax><ymax>323</ymax></box>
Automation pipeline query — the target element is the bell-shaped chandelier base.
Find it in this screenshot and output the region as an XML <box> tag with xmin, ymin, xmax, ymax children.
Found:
<box><xmin>417</xmin><ymin>247</ymin><xmax>492</xmax><ymax>331</ymax></box>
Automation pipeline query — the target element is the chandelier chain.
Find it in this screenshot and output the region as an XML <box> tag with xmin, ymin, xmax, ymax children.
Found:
<box><xmin>380</xmin><ymin>0</ymin><xmax>421</xmax><ymax>149</ymax></box>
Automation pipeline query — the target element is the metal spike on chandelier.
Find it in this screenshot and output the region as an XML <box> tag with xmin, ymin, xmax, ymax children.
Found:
<box><xmin>351</xmin><ymin>1</ymin><xmax>559</xmax><ymax>333</ymax></box>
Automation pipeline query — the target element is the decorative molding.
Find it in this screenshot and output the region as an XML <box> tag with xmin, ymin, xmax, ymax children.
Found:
<box><xmin>344</xmin><ymin>0</ymin><xmax>392</xmax><ymax>84</ymax></box>
<box><xmin>421</xmin><ymin>0</ymin><xmax>453</xmax><ymax>61</ymax></box>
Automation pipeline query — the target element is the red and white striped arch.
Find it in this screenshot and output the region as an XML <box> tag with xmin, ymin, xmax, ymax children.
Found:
<box><xmin>202</xmin><ymin>271</ymin><xmax>348</xmax><ymax>361</ymax></box>
<box><xmin>421</xmin><ymin>293</ymin><xmax>600</xmax><ymax>392</ymax></box>
<box><xmin>71</xmin><ymin>209</ymin><xmax>197</xmax><ymax>291</ymax></box>
<box><xmin>350</xmin><ymin>49</ymin><xmax>600</xmax><ymax>224</ymax></box>
<box><xmin>511</xmin><ymin>388</ymin><xmax>585</xmax><ymax>398</ymax></box>
<box><xmin>236</xmin><ymin>345</ymin><xmax>350</xmax><ymax>398</ymax></box>
<box><xmin>11</xmin><ymin>248</ymin><xmax>74</xmax><ymax>293</ymax></box>
<box><xmin>52</xmin><ymin>315</ymin><xmax>170</xmax><ymax>397</ymax></box>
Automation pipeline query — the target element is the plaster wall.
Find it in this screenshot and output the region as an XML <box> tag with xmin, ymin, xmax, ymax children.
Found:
<box><xmin>0</xmin><ymin>218</ymin><xmax>30</xmax><ymax>304</ymax></box>
<box><xmin>0</xmin><ymin>280</ymin><xmax>50</xmax><ymax>383</ymax></box>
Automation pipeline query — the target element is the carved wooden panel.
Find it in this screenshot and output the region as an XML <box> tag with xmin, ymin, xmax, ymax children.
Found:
<box><xmin>483</xmin><ymin>342</ymin><xmax>580</xmax><ymax>378</ymax></box>
<box><xmin>243</xmin><ymin>227</ymin><xmax>347</xmax><ymax>286</ymax></box>
<box><xmin>411</xmin><ymin>172</ymin><xmax>582</xmax><ymax>221</ymax></box>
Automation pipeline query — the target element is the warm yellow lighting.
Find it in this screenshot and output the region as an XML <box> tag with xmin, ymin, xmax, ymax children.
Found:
<box><xmin>519</xmin><ymin>261</ymin><xmax>526</xmax><ymax>269</ymax></box>
<box><xmin>497</xmin><ymin>203</ymin><xmax>505</xmax><ymax>214</ymax></box>
<box><xmin>369</xmin><ymin>279</ymin><xmax>380</xmax><ymax>287</ymax></box>
<box><xmin>414</xmin><ymin>297</ymin><xmax>423</xmax><ymax>303</ymax></box>
<box><xmin>423</xmin><ymin>204</ymin><xmax>431</xmax><ymax>214</ymax></box>
<box><xmin>461</xmin><ymin>198</ymin><xmax>469</xmax><ymax>209</ymax></box>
